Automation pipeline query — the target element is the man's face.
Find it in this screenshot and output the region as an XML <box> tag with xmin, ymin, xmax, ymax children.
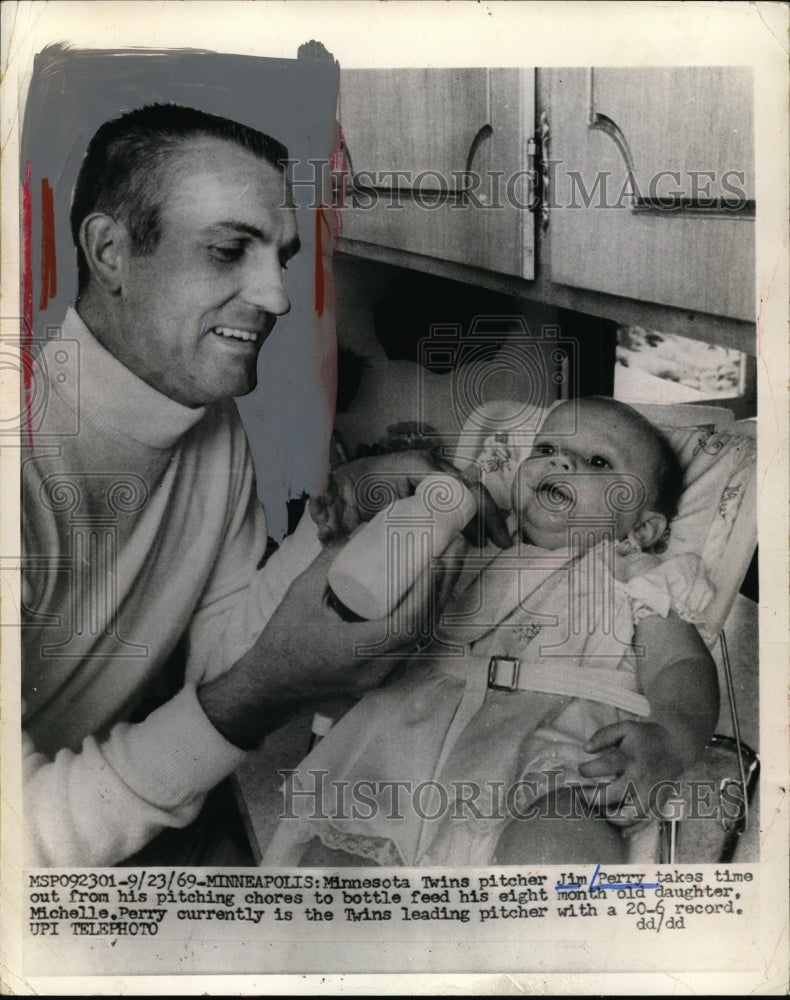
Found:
<box><xmin>113</xmin><ymin>138</ymin><xmax>299</xmax><ymax>407</ymax></box>
<box><xmin>511</xmin><ymin>400</ymin><xmax>661</xmax><ymax>550</ymax></box>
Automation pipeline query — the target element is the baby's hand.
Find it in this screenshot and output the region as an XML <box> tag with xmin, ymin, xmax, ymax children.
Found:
<box><xmin>309</xmin><ymin>451</ymin><xmax>512</xmax><ymax>549</ymax></box>
<box><xmin>578</xmin><ymin>720</ymin><xmax>684</xmax><ymax>825</ymax></box>
<box><xmin>613</xmin><ymin>537</ymin><xmax>661</xmax><ymax>583</ymax></box>
<box><xmin>309</xmin><ymin>451</ymin><xmax>447</xmax><ymax>544</ymax></box>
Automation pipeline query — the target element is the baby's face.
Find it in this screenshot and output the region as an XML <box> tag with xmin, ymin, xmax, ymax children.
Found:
<box><xmin>511</xmin><ymin>400</ymin><xmax>661</xmax><ymax>550</ymax></box>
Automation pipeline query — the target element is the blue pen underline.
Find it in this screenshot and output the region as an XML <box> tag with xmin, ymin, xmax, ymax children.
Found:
<box><xmin>555</xmin><ymin>863</ymin><xmax>660</xmax><ymax>892</ymax></box>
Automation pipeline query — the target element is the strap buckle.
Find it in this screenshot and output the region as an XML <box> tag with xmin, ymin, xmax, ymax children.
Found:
<box><xmin>488</xmin><ymin>656</ymin><xmax>520</xmax><ymax>691</ymax></box>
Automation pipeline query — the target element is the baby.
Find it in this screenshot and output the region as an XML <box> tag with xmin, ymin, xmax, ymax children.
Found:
<box><xmin>508</xmin><ymin>396</ymin><xmax>679</xmax><ymax>554</ymax></box>
<box><xmin>266</xmin><ymin>398</ymin><xmax>719</xmax><ymax>867</ymax></box>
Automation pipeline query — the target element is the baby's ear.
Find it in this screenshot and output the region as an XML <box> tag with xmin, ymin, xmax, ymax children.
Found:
<box><xmin>632</xmin><ymin>511</ymin><xmax>667</xmax><ymax>549</ymax></box>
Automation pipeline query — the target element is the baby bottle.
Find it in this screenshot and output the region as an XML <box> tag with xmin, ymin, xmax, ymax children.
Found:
<box><xmin>326</xmin><ymin>473</ymin><xmax>477</xmax><ymax>621</ymax></box>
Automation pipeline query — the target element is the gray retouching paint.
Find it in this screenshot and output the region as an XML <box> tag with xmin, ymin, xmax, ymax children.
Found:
<box><xmin>21</xmin><ymin>44</ymin><xmax>340</xmax><ymax>539</ymax></box>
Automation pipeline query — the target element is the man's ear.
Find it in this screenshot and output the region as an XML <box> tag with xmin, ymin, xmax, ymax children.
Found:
<box><xmin>631</xmin><ymin>510</ymin><xmax>668</xmax><ymax>549</ymax></box>
<box><xmin>78</xmin><ymin>213</ymin><xmax>129</xmax><ymax>294</ymax></box>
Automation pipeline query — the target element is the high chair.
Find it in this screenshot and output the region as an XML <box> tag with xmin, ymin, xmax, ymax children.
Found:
<box><xmin>629</xmin><ymin>405</ymin><xmax>758</xmax><ymax>864</ymax></box>
<box><xmin>266</xmin><ymin>397</ymin><xmax>758</xmax><ymax>867</ymax></box>
<box><xmin>452</xmin><ymin>399</ymin><xmax>759</xmax><ymax>865</ymax></box>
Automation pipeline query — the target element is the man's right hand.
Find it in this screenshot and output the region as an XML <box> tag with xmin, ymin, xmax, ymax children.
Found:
<box><xmin>309</xmin><ymin>449</ymin><xmax>512</xmax><ymax>550</ymax></box>
<box><xmin>197</xmin><ymin>535</ymin><xmax>466</xmax><ymax>751</ymax></box>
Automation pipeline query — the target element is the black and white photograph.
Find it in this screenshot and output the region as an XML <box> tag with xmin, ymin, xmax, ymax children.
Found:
<box><xmin>1</xmin><ymin>1</ymin><xmax>787</xmax><ymax>994</ymax></box>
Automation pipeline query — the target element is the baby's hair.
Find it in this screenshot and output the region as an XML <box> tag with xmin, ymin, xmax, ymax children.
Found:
<box><xmin>650</xmin><ymin>426</ymin><xmax>685</xmax><ymax>524</ymax></box>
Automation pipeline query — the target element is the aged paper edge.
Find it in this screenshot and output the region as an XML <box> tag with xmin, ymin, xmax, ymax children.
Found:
<box><xmin>1</xmin><ymin>1</ymin><xmax>787</xmax><ymax>995</ymax></box>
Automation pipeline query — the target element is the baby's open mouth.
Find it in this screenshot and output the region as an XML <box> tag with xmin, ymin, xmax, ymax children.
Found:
<box><xmin>538</xmin><ymin>481</ymin><xmax>571</xmax><ymax>502</ymax></box>
<box><xmin>534</xmin><ymin>479</ymin><xmax>575</xmax><ymax>511</ymax></box>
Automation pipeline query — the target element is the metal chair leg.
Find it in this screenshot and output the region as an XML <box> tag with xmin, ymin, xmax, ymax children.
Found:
<box><xmin>659</xmin><ymin>630</ymin><xmax>760</xmax><ymax>863</ymax></box>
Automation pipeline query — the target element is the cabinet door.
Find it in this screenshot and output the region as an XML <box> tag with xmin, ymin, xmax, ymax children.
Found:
<box><xmin>338</xmin><ymin>68</ymin><xmax>535</xmax><ymax>279</ymax></box>
<box><xmin>547</xmin><ymin>68</ymin><xmax>754</xmax><ymax>321</ymax></box>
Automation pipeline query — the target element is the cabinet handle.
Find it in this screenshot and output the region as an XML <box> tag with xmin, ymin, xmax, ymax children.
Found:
<box><xmin>586</xmin><ymin>68</ymin><xmax>754</xmax><ymax>218</ymax></box>
<box><xmin>343</xmin><ymin>124</ymin><xmax>493</xmax><ymax>205</ymax></box>
<box><xmin>629</xmin><ymin>198</ymin><xmax>754</xmax><ymax>219</ymax></box>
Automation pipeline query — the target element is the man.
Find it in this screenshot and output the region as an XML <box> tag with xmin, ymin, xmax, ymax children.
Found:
<box><xmin>22</xmin><ymin>104</ymin><xmax>455</xmax><ymax>866</ymax></box>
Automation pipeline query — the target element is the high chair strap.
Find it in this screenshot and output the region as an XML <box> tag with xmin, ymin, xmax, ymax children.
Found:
<box><xmin>431</xmin><ymin>653</ymin><xmax>651</xmax><ymax>783</ymax></box>
<box><xmin>441</xmin><ymin>653</ymin><xmax>651</xmax><ymax>715</ymax></box>
<box><xmin>483</xmin><ymin>657</ymin><xmax>651</xmax><ymax>716</ymax></box>
<box><xmin>415</xmin><ymin>651</ymin><xmax>652</xmax><ymax>862</ymax></box>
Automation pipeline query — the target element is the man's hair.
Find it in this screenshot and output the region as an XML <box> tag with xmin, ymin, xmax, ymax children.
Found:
<box><xmin>71</xmin><ymin>103</ymin><xmax>289</xmax><ymax>293</ymax></box>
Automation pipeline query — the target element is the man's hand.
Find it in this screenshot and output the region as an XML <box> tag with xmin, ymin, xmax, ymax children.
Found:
<box><xmin>579</xmin><ymin>720</ymin><xmax>685</xmax><ymax>825</ymax></box>
<box><xmin>198</xmin><ymin>536</ymin><xmax>467</xmax><ymax>750</ymax></box>
<box><xmin>309</xmin><ymin>450</ymin><xmax>512</xmax><ymax>550</ymax></box>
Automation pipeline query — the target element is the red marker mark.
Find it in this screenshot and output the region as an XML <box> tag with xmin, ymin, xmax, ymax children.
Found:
<box><xmin>315</xmin><ymin>122</ymin><xmax>348</xmax><ymax>316</ymax></box>
<box><xmin>315</xmin><ymin>206</ymin><xmax>333</xmax><ymax>318</ymax></box>
<box><xmin>39</xmin><ymin>178</ymin><xmax>57</xmax><ymax>310</ymax></box>
<box><xmin>330</xmin><ymin>124</ymin><xmax>348</xmax><ymax>242</ymax></box>
<box><xmin>22</xmin><ymin>162</ymin><xmax>34</xmax><ymax>449</ymax></box>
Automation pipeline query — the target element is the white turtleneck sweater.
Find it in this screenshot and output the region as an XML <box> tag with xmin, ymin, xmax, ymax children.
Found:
<box><xmin>22</xmin><ymin>308</ymin><xmax>320</xmax><ymax>866</ymax></box>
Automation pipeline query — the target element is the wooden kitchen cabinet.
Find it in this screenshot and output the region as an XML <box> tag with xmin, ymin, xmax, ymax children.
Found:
<box><xmin>545</xmin><ymin>68</ymin><xmax>755</xmax><ymax>322</ymax></box>
<box><xmin>338</xmin><ymin>68</ymin><xmax>536</xmax><ymax>279</ymax></box>
<box><xmin>336</xmin><ymin>66</ymin><xmax>756</xmax><ymax>341</ymax></box>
